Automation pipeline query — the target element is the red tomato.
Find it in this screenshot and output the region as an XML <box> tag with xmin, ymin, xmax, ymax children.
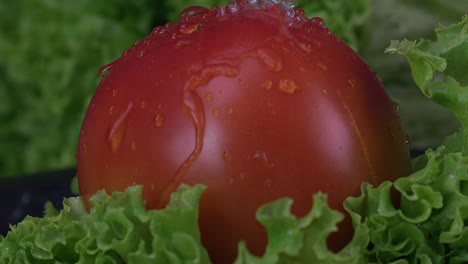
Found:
<box><xmin>77</xmin><ymin>1</ymin><xmax>411</xmax><ymax>263</ymax></box>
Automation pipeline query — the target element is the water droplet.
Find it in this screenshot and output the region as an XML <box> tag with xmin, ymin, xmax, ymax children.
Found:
<box><xmin>80</xmin><ymin>129</ymin><xmax>86</xmax><ymax>135</ymax></box>
<box><xmin>179</xmin><ymin>6</ymin><xmax>209</xmax><ymax>20</ymax></box>
<box><xmin>137</xmin><ymin>50</ymin><xmax>145</xmax><ymax>58</ymax></box>
<box><xmin>108</xmin><ymin>102</ymin><xmax>133</xmax><ymax>152</ymax></box>
<box><xmin>226</xmin><ymin>107</ymin><xmax>233</xmax><ymax>114</ymax></box>
<box><xmin>182</xmin><ymin>24</ymin><xmax>203</xmax><ymax>34</ymax></box>
<box><xmin>205</xmin><ymin>93</ymin><xmax>214</xmax><ymax>102</ymax></box>
<box><xmin>82</xmin><ymin>144</ymin><xmax>88</xmax><ymax>153</ymax></box>
<box><xmin>279</xmin><ymin>79</ymin><xmax>297</xmax><ymax>94</ymax></box>
<box><xmin>317</xmin><ymin>62</ymin><xmax>327</xmax><ymax>71</ymax></box>
<box><xmin>392</xmin><ymin>101</ymin><xmax>400</xmax><ymax>112</ymax></box>
<box><xmin>112</xmin><ymin>89</ymin><xmax>118</xmax><ymax>97</ymax></box>
<box><xmin>403</xmin><ymin>134</ymin><xmax>411</xmax><ymax>147</ymax></box>
<box><xmin>256</xmin><ymin>48</ymin><xmax>283</xmax><ymax>72</ymax></box>
<box><xmin>98</xmin><ymin>64</ymin><xmax>112</xmax><ymax>78</ymax></box>
<box><xmin>311</xmin><ymin>17</ymin><xmax>326</xmax><ymax>27</ymax></box>
<box><xmin>297</xmin><ymin>42</ymin><xmax>312</xmax><ymax>53</ymax></box>
<box><xmin>253</xmin><ymin>151</ymin><xmax>274</xmax><ymax>168</ymax></box>
<box><xmin>322</xmin><ymin>89</ymin><xmax>329</xmax><ymax>95</ymax></box>
<box><xmin>108</xmin><ymin>106</ymin><xmax>114</xmax><ymax>116</ymax></box>
<box><xmin>213</xmin><ymin>109</ymin><xmax>220</xmax><ymax>117</ymax></box>
<box><xmin>154</xmin><ymin>114</ymin><xmax>165</xmax><ymax>127</ymax></box>
<box><xmin>133</xmin><ymin>39</ymin><xmax>142</xmax><ymax>46</ymax></box>
<box><xmin>175</xmin><ymin>40</ymin><xmax>192</xmax><ymax>48</ymax></box>
<box><xmin>140</xmin><ymin>100</ymin><xmax>147</xmax><ymax>109</ymax></box>
<box><xmin>223</xmin><ymin>151</ymin><xmax>232</xmax><ymax>161</ymax></box>
<box><xmin>262</xmin><ymin>80</ymin><xmax>273</xmax><ymax>90</ymax></box>
<box><xmin>131</xmin><ymin>141</ymin><xmax>137</xmax><ymax>151</ymax></box>
<box><xmin>348</xmin><ymin>79</ymin><xmax>356</xmax><ymax>87</ymax></box>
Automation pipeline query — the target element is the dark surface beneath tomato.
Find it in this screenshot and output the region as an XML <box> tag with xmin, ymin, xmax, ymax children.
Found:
<box><xmin>0</xmin><ymin>168</ymin><xmax>76</xmax><ymax>236</ymax></box>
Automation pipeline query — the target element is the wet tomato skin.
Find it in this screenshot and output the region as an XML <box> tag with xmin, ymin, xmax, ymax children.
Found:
<box><xmin>77</xmin><ymin>2</ymin><xmax>411</xmax><ymax>263</ymax></box>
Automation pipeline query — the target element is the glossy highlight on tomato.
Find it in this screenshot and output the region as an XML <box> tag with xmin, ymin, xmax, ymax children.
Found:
<box><xmin>77</xmin><ymin>1</ymin><xmax>412</xmax><ymax>263</ymax></box>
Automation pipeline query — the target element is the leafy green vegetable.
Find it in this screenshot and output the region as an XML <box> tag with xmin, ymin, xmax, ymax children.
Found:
<box><xmin>0</xmin><ymin>0</ymin><xmax>157</xmax><ymax>177</ymax></box>
<box><xmin>297</xmin><ymin>0</ymin><xmax>370</xmax><ymax>52</ymax></box>
<box><xmin>346</xmin><ymin>14</ymin><xmax>468</xmax><ymax>263</ymax></box>
<box><xmin>0</xmin><ymin>184</ymin><xmax>210</xmax><ymax>263</ymax></box>
<box><xmin>362</xmin><ymin>0</ymin><xmax>467</xmax><ymax>149</ymax></box>
<box><xmin>345</xmin><ymin>147</ymin><xmax>467</xmax><ymax>263</ymax></box>
<box><xmin>234</xmin><ymin>194</ymin><xmax>369</xmax><ymax>264</ymax></box>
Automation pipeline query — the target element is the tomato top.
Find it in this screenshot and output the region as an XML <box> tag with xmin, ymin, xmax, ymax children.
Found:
<box><xmin>77</xmin><ymin>1</ymin><xmax>411</xmax><ymax>263</ymax></box>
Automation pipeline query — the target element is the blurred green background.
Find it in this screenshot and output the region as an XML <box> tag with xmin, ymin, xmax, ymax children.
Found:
<box><xmin>0</xmin><ymin>0</ymin><xmax>465</xmax><ymax>177</ymax></box>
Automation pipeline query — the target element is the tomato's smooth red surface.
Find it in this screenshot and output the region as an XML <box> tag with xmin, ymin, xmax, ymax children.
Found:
<box><xmin>77</xmin><ymin>2</ymin><xmax>411</xmax><ymax>263</ymax></box>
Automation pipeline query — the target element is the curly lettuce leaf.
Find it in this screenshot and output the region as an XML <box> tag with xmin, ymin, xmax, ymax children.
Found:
<box><xmin>386</xmin><ymin>15</ymin><xmax>468</xmax><ymax>151</ymax></box>
<box><xmin>0</xmin><ymin>0</ymin><xmax>158</xmax><ymax>177</ymax></box>
<box><xmin>344</xmin><ymin>146</ymin><xmax>468</xmax><ymax>263</ymax></box>
<box><xmin>234</xmin><ymin>193</ymin><xmax>369</xmax><ymax>264</ymax></box>
<box><xmin>0</xmin><ymin>184</ymin><xmax>210</xmax><ymax>264</ymax></box>
<box><xmin>335</xmin><ymin>15</ymin><xmax>468</xmax><ymax>263</ymax></box>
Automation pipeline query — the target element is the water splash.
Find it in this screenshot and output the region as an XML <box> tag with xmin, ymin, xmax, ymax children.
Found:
<box><xmin>227</xmin><ymin>0</ymin><xmax>295</xmax><ymax>14</ymax></box>
<box><xmin>157</xmin><ymin>64</ymin><xmax>239</xmax><ymax>207</ymax></box>
<box><xmin>256</xmin><ymin>48</ymin><xmax>283</xmax><ymax>72</ymax></box>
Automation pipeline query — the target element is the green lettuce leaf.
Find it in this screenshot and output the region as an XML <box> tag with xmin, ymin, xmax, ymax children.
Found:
<box><xmin>0</xmin><ymin>185</ymin><xmax>211</xmax><ymax>264</ymax></box>
<box><xmin>0</xmin><ymin>0</ymin><xmax>158</xmax><ymax>177</ymax></box>
<box><xmin>340</xmin><ymin>15</ymin><xmax>468</xmax><ymax>263</ymax></box>
<box><xmin>386</xmin><ymin>15</ymin><xmax>468</xmax><ymax>150</ymax></box>
<box><xmin>345</xmin><ymin>145</ymin><xmax>468</xmax><ymax>263</ymax></box>
<box><xmin>234</xmin><ymin>193</ymin><xmax>369</xmax><ymax>264</ymax></box>
<box><xmin>297</xmin><ymin>0</ymin><xmax>370</xmax><ymax>52</ymax></box>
